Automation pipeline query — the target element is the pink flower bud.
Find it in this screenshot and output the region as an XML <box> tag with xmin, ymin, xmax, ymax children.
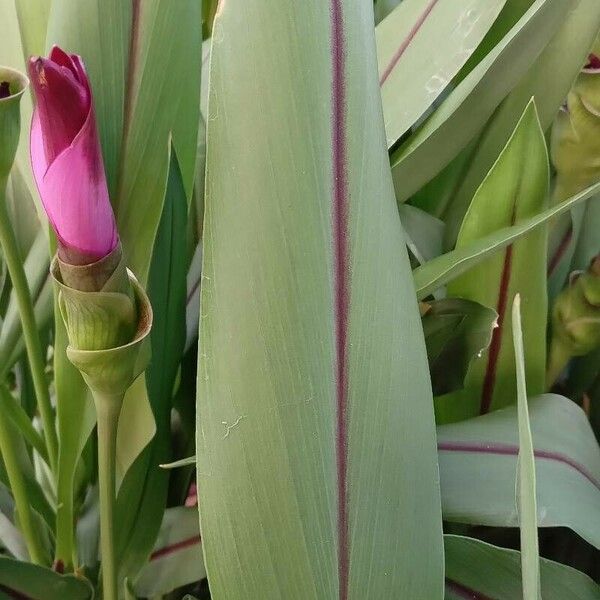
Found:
<box><xmin>28</xmin><ymin>46</ymin><xmax>117</xmax><ymax>265</ymax></box>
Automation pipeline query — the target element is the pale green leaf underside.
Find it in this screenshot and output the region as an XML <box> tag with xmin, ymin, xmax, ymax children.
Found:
<box><xmin>390</xmin><ymin>0</ymin><xmax>574</xmax><ymax>203</ymax></box>
<box><xmin>377</xmin><ymin>0</ymin><xmax>505</xmax><ymax>148</ymax></box>
<box><xmin>438</xmin><ymin>394</ymin><xmax>600</xmax><ymax>550</ymax></box>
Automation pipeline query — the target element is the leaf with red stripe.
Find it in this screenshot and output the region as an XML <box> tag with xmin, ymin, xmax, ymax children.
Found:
<box><xmin>437</xmin><ymin>394</ymin><xmax>600</xmax><ymax>550</ymax></box>
<box><xmin>440</xmin><ymin>100</ymin><xmax>549</xmax><ymax>423</ymax></box>
<box><xmin>196</xmin><ymin>0</ymin><xmax>443</xmax><ymax>598</ymax></box>
<box><xmin>377</xmin><ymin>0</ymin><xmax>505</xmax><ymax>149</ymax></box>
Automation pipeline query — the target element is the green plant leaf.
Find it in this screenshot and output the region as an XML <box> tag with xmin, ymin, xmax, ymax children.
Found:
<box><xmin>134</xmin><ymin>507</ymin><xmax>204</xmax><ymax>597</ymax></box>
<box><xmin>512</xmin><ymin>294</ymin><xmax>541</xmax><ymax>599</ymax></box>
<box><xmin>115</xmin><ymin>151</ymin><xmax>188</xmax><ymax>583</ymax></box>
<box><xmin>422</xmin><ymin>298</ymin><xmax>497</xmax><ymax>396</ymax></box>
<box><xmin>114</xmin><ymin>0</ymin><xmax>202</xmax><ymax>283</ymax></box>
<box><xmin>440</xmin><ymin>101</ymin><xmax>548</xmax><ymax>421</ymax></box>
<box><xmin>398</xmin><ymin>204</ymin><xmax>444</xmax><ymax>265</ymax></box>
<box><xmin>389</xmin><ymin>0</ymin><xmax>574</xmax><ymax>204</ymax></box>
<box><xmin>53</xmin><ymin>286</ymin><xmax>96</xmax><ymax>567</ymax></box>
<box><xmin>413</xmin><ymin>182</ymin><xmax>600</xmax><ymax>299</ymax></box>
<box><xmin>444</xmin><ymin>535</ymin><xmax>600</xmax><ymax>600</ymax></box>
<box><xmin>442</xmin><ymin>0</ymin><xmax>600</xmax><ymax>247</ymax></box>
<box><xmin>13</xmin><ymin>0</ymin><xmax>51</xmax><ymax>60</ymax></box>
<box><xmin>437</xmin><ymin>394</ymin><xmax>600</xmax><ymax>550</ymax></box>
<box><xmin>377</xmin><ymin>0</ymin><xmax>505</xmax><ymax>148</ymax></box>
<box><xmin>197</xmin><ymin>1</ymin><xmax>443</xmax><ymax>598</ymax></box>
<box><xmin>0</xmin><ymin>557</ymin><xmax>93</xmax><ymax>600</ymax></box>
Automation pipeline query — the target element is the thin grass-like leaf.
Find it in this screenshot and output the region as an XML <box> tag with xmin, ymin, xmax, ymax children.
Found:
<box><xmin>512</xmin><ymin>294</ymin><xmax>541</xmax><ymax>600</ymax></box>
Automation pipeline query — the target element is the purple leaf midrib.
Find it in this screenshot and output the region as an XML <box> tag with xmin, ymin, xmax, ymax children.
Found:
<box><xmin>438</xmin><ymin>441</ymin><xmax>600</xmax><ymax>491</ymax></box>
<box><xmin>330</xmin><ymin>1</ymin><xmax>350</xmax><ymax>599</ymax></box>
<box><xmin>379</xmin><ymin>0</ymin><xmax>440</xmax><ymax>85</ymax></box>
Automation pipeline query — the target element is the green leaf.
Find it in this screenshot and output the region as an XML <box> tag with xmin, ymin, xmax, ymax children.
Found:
<box><xmin>441</xmin><ymin>101</ymin><xmax>548</xmax><ymax>421</ymax></box>
<box><xmin>444</xmin><ymin>535</ymin><xmax>600</xmax><ymax>600</ymax></box>
<box><xmin>197</xmin><ymin>1</ymin><xmax>443</xmax><ymax>598</ymax></box>
<box><xmin>13</xmin><ymin>0</ymin><xmax>51</xmax><ymax>60</ymax></box>
<box><xmin>413</xmin><ymin>182</ymin><xmax>600</xmax><ymax>299</ymax></box>
<box><xmin>512</xmin><ymin>295</ymin><xmax>541</xmax><ymax>599</ymax></box>
<box><xmin>442</xmin><ymin>0</ymin><xmax>600</xmax><ymax>247</ymax></box>
<box><xmin>0</xmin><ymin>557</ymin><xmax>93</xmax><ymax>600</ymax></box>
<box><xmin>398</xmin><ymin>204</ymin><xmax>444</xmax><ymax>265</ymax></box>
<box><xmin>114</xmin><ymin>0</ymin><xmax>202</xmax><ymax>283</ymax></box>
<box><xmin>115</xmin><ymin>151</ymin><xmax>188</xmax><ymax>582</ymax></box>
<box><xmin>46</xmin><ymin>0</ymin><xmax>129</xmax><ymax>197</ymax></box>
<box><xmin>437</xmin><ymin>394</ymin><xmax>600</xmax><ymax>550</ymax></box>
<box><xmin>53</xmin><ymin>286</ymin><xmax>96</xmax><ymax>567</ymax></box>
<box><xmin>422</xmin><ymin>298</ymin><xmax>497</xmax><ymax>396</ymax></box>
<box><xmin>377</xmin><ymin>0</ymin><xmax>505</xmax><ymax>148</ymax></box>
<box><xmin>389</xmin><ymin>0</ymin><xmax>574</xmax><ymax>203</ymax></box>
<box><xmin>134</xmin><ymin>507</ymin><xmax>204</xmax><ymax>597</ymax></box>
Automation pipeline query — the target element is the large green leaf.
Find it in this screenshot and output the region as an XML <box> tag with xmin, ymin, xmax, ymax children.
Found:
<box><xmin>440</xmin><ymin>101</ymin><xmax>548</xmax><ymax>421</ymax></box>
<box><xmin>437</xmin><ymin>394</ymin><xmax>600</xmax><ymax>550</ymax></box>
<box><xmin>0</xmin><ymin>556</ymin><xmax>93</xmax><ymax>600</ymax></box>
<box><xmin>413</xmin><ymin>182</ymin><xmax>600</xmax><ymax>299</ymax></box>
<box><xmin>443</xmin><ymin>0</ymin><xmax>600</xmax><ymax>246</ymax></box>
<box><xmin>197</xmin><ymin>1</ymin><xmax>443</xmax><ymax>598</ymax></box>
<box><xmin>444</xmin><ymin>535</ymin><xmax>600</xmax><ymax>600</ymax></box>
<box><xmin>376</xmin><ymin>0</ymin><xmax>505</xmax><ymax>148</ymax></box>
<box><xmin>389</xmin><ymin>0</ymin><xmax>573</xmax><ymax>203</ymax></box>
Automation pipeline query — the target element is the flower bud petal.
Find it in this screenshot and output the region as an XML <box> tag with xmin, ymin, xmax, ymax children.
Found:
<box><xmin>28</xmin><ymin>47</ymin><xmax>117</xmax><ymax>264</ymax></box>
<box><xmin>0</xmin><ymin>67</ymin><xmax>28</xmax><ymax>180</ymax></box>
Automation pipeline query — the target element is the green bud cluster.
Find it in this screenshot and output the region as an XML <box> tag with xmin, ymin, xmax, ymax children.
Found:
<box><xmin>551</xmin><ymin>256</ymin><xmax>600</xmax><ymax>358</ymax></box>
<box><xmin>551</xmin><ymin>37</ymin><xmax>600</xmax><ymax>201</ymax></box>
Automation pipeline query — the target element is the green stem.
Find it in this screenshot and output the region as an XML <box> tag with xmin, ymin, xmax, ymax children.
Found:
<box><xmin>0</xmin><ymin>386</ymin><xmax>46</xmax><ymax>564</ymax></box>
<box><xmin>0</xmin><ymin>181</ymin><xmax>58</xmax><ymax>475</ymax></box>
<box><xmin>94</xmin><ymin>392</ymin><xmax>123</xmax><ymax>600</ymax></box>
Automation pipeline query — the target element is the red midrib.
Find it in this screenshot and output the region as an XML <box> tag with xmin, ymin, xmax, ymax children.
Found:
<box><xmin>330</xmin><ymin>1</ymin><xmax>350</xmax><ymax>599</ymax></box>
<box><xmin>437</xmin><ymin>441</ymin><xmax>600</xmax><ymax>491</ymax></box>
<box><xmin>480</xmin><ymin>201</ymin><xmax>518</xmax><ymax>414</ymax></box>
<box><xmin>379</xmin><ymin>0</ymin><xmax>440</xmax><ymax>85</ymax></box>
<box><xmin>150</xmin><ymin>534</ymin><xmax>201</xmax><ymax>560</ymax></box>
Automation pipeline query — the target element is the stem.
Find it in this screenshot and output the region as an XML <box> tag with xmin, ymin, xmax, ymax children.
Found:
<box><xmin>0</xmin><ymin>386</ymin><xmax>46</xmax><ymax>564</ymax></box>
<box><xmin>94</xmin><ymin>392</ymin><xmax>123</xmax><ymax>600</ymax></box>
<box><xmin>0</xmin><ymin>181</ymin><xmax>58</xmax><ymax>474</ymax></box>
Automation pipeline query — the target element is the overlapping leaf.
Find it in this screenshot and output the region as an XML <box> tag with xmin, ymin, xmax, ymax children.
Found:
<box><xmin>440</xmin><ymin>101</ymin><xmax>548</xmax><ymax>422</ymax></box>
<box><xmin>438</xmin><ymin>394</ymin><xmax>600</xmax><ymax>550</ymax></box>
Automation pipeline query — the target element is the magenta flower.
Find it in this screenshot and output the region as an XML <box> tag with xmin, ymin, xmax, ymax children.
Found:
<box><xmin>28</xmin><ymin>46</ymin><xmax>117</xmax><ymax>265</ymax></box>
